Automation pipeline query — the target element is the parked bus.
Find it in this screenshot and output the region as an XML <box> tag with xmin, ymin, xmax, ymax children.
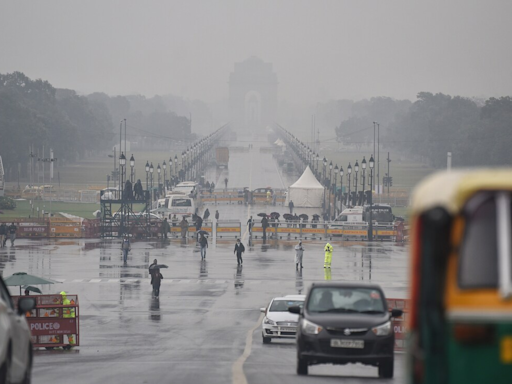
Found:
<box><xmin>408</xmin><ymin>169</ymin><xmax>512</xmax><ymax>384</ymax></box>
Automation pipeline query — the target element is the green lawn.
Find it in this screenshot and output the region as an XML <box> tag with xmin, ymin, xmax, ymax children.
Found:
<box><xmin>0</xmin><ymin>200</ymin><xmax>148</xmax><ymax>220</ymax></box>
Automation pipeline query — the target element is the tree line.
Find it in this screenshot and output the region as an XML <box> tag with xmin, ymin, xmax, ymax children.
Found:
<box><xmin>0</xmin><ymin>72</ymin><xmax>192</xmax><ymax>179</ymax></box>
<box><xmin>334</xmin><ymin>93</ymin><xmax>512</xmax><ymax>168</ymax></box>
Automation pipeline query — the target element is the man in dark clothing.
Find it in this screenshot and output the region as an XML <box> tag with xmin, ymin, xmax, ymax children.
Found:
<box><xmin>134</xmin><ymin>180</ymin><xmax>143</xmax><ymax>200</ymax></box>
<box><xmin>199</xmin><ymin>234</ymin><xmax>208</xmax><ymax>259</ymax></box>
<box><xmin>224</xmin><ymin>178</ymin><xmax>228</xmax><ymax>191</ymax></box>
<box><xmin>195</xmin><ymin>216</ymin><xmax>203</xmax><ymax>232</ymax></box>
<box><xmin>261</xmin><ymin>216</ymin><xmax>269</xmax><ymax>239</ymax></box>
<box><xmin>0</xmin><ymin>223</ymin><xmax>6</xmax><ymax>248</ymax></box>
<box><xmin>124</xmin><ymin>180</ymin><xmax>133</xmax><ymax>200</ymax></box>
<box><xmin>149</xmin><ymin>259</ymin><xmax>163</xmax><ymax>298</ymax></box>
<box><xmin>234</xmin><ymin>239</ymin><xmax>245</xmax><ymax>265</ymax></box>
<box><xmin>203</xmin><ymin>208</ymin><xmax>210</xmax><ymax>220</ymax></box>
<box><xmin>247</xmin><ymin>216</ymin><xmax>254</xmax><ymax>236</ymax></box>
<box><xmin>161</xmin><ymin>218</ymin><xmax>170</xmax><ymax>239</ymax></box>
<box><xmin>215</xmin><ymin>210</ymin><xmax>220</xmax><ymax>221</ymax></box>
<box><xmin>288</xmin><ymin>200</ymin><xmax>294</xmax><ymax>214</ymax></box>
<box><xmin>8</xmin><ymin>222</ymin><xmax>17</xmax><ymax>247</ymax></box>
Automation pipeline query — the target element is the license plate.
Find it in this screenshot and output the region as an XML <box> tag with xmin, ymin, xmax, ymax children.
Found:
<box><xmin>330</xmin><ymin>339</ymin><xmax>364</xmax><ymax>349</ymax></box>
<box><xmin>281</xmin><ymin>327</ymin><xmax>296</xmax><ymax>332</ymax></box>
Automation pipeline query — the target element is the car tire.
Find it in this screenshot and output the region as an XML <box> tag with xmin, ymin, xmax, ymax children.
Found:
<box><xmin>297</xmin><ymin>356</ymin><xmax>308</xmax><ymax>375</ymax></box>
<box><xmin>378</xmin><ymin>359</ymin><xmax>393</xmax><ymax>378</ymax></box>
<box><xmin>22</xmin><ymin>345</ymin><xmax>33</xmax><ymax>384</ymax></box>
<box><xmin>262</xmin><ymin>334</ymin><xmax>271</xmax><ymax>344</ymax></box>
<box><xmin>0</xmin><ymin>346</ymin><xmax>12</xmax><ymax>384</ymax></box>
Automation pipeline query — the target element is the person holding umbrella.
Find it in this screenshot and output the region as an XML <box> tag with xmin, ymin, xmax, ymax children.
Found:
<box><xmin>261</xmin><ymin>215</ymin><xmax>269</xmax><ymax>239</ymax></box>
<box><xmin>199</xmin><ymin>233</ymin><xmax>208</xmax><ymax>260</ymax></box>
<box><xmin>295</xmin><ymin>241</ymin><xmax>304</xmax><ymax>270</ymax></box>
<box><xmin>149</xmin><ymin>259</ymin><xmax>164</xmax><ymax>298</ymax></box>
<box><xmin>234</xmin><ymin>238</ymin><xmax>245</xmax><ymax>265</ymax></box>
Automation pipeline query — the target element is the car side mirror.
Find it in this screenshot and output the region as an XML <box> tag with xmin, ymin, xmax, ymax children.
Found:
<box><xmin>390</xmin><ymin>309</ymin><xmax>403</xmax><ymax>318</ymax></box>
<box><xmin>260</xmin><ymin>307</ymin><xmax>266</xmax><ymax>313</ymax></box>
<box><xmin>18</xmin><ymin>297</ymin><xmax>36</xmax><ymax>315</ymax></box>
<box><xmin>288</xmin><ymin>306</ymin><xmax>301</xmax><ymax>314</ymax></box>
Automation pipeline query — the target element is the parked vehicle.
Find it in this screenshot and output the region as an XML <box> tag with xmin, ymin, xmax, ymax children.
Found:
<box><xmin>260</xmin><ymin>295</ymin><xmax>305</xmax><ymax>343</ymax></box>
<box><xmin>0</xmin><ymin>275</ymin><xmax>36</xmax><ymax>384</ymax></box>
<box><xmin>172</xmin><ymin>182</ymin><xmax>198</xmax><ymax>197</ymax></box>
<box><xmin>153</xmin><ymin>193</ymin><xmax>195</xmax><ymax>219</ymax></box>
<box><xmin>332</xmin><ymin>204</ymin><xmax>394</xmax><ymax>224</ymax></box>
<box><xmin>408</xmin><ymin>169</ymin><xmax>512</xmax><ymax>384</ymax></box>
<box><xmin>216</xmin><ymin>147</ymin><xmax>229</xmax><ymax>168</ymax></box>
<box><xmin>290</xmin><ymin>282</ymin><xmax>402</xmax><ymax>378</ymax></box>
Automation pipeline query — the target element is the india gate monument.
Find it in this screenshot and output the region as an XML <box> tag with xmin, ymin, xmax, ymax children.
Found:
<box><xmin>229</xmin><ymin>57</ymin><xmax>278</xmax><ymax>132</ymax></box>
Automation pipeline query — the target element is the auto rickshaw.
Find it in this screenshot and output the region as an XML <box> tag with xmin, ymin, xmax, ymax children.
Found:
<box><xmin>408</xmin><ymin>169</ymin><xmax>512</xmax><ymax>383</ymax></box>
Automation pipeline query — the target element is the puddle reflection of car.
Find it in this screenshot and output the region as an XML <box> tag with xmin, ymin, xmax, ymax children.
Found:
<box><xmin>260</xmin><ymin>294</ymin><xmax>305</xmax><ymax>344</ymax></box>
<box><xmin>1</xmin><ymin>275</ymin><xmax>37</xmax><ymax>383</ymax></box>
<box><xmin>289</xmin><ymin>282</ymin><xmax>403</xmax><ymax>378</ymax></box>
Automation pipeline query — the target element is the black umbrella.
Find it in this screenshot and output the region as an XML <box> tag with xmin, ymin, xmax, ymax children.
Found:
<box><xmin>270</xmin><ymin>212</ymin><xmax>280</xmax><ymax>218</ymax></box>
<box><xmin>312</xmin><ymin>214</ymin><xmax>321</xmax><ymax>219</ymax></box>
<box><xmin>198</xmin><ymin>230</ymin><xmax>209</xmax><ymax>236</ymax></box>
<box><xmin>283</xmin><ymin>214</ymin><xmax>294</xmax><ymax>220</ymax></box>
<box><xmin>149</xmin><ymin>264</ymin><xmax>169</xmax><ymax>269</ymax></box>
<box><xmin>299</xmin><ymin>214</ymin><xmax>309</xmax><ymax>220</ymax></box>
<box><xmin>257</xmin><ymin>213</ymin><xmax>267</xmax><ymax>217</ymax></box>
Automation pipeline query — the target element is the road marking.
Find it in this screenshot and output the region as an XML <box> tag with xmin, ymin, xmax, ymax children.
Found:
<box><xmin>232</xmin><ymin>313</ymin><xmax>263</xmax><ymax>384</ymax></box>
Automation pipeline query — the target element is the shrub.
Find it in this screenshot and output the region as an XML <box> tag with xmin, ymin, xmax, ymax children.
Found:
<box><xmin>0</xmin><ymin>196</ymin><xmax>16</xmax><ymax>210</ymax></box>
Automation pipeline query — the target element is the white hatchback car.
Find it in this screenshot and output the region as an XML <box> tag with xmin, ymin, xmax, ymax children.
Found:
<box><xmin>0</xmin><ymin>276</ymin><xmax>36</xmax><ymax>384</ymax></box>
<box><xmin>260</xmin><ymin>295</ymin><xmax>305</xmax><ymax>344</ymax></box>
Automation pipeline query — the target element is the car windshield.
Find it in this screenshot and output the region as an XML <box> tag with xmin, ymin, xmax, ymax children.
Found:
<box><xmin>269</xmin><ymin>300</ymin><xmax>304</xmax><ymax>312</ymax></box>
<box><xmin>307</xmin><ymin>287</ymin><xmax>385</xmax><ymax>314</ymax></box>
<box><xmin>171</xmin><ymin>199</ymin><xmax>192</xmax><ymax>207</ymax></box>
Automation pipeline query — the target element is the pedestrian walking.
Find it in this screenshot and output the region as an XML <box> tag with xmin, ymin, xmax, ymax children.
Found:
<box><xmin>324</xmin><ymin>242</ymin><xmax>333</xmax><ymax>269</ymax></box>
<box><xmin>234</xmin><ymin>239</ymin><xmax>245</xmax><ymax>265</ymax></box>
<box><xmin>199</xmin><ymin>233</ymin><xmax>208</xmax><ymax>260</ymax></box>
<box><xmin>195</xmin><ymin>215</ymin><xmax>203</xmax><ymax>232</ymax></box>
<box><xmin>203</xmin><ymin>208</ymin><xmax>210</xmax><ymax>220</ymax></box>
<box><xmin>180</xmin><ymin>217</ymin><xmax>189</xmax><ymax>238</ymax></box>
<box><xmin>266</xmin><ymin>190</ymin><xmax>271</xmax><ymax>204</ymax></box>
<box><xmin>149</xmin><ymin>260</ymin><xmax>163</xmax><ymax>298</ymax></box>
<box><xmin>261</xmin><ymin>216</ymin><xmax>269</xmax><ymax>239</ymax></box>
<box><xmin>247</xmin><ymin>216</ymin><xmax>254</xmax><ymax>236</ymax></box>
<box><xmin>0</xmin><ymin>223</ymin><xmax>6</xmax><ymax>248</ymax></box>
<box><xmin>224</xmin><ymin>177</ymin><xmax>228</xmax><ymax>191</ymax></box>
<box><xmin>272</xmin><ymin>193</ymin><xmax>276</xmax><ymax>206</ymax></box>
<box><xmin>288</xmin><ymin>200</ymin><xmax>294</xmax><ymax>214</ymax></box>
<box><xmin>295</xmin><ymin>241</ymin><xmax>304</xmax><ymax>270</ymax></box>
<box><xmin>215</xmin><ymin>210</ymin><xmax>220</xmax><ymax>221</ymax></box>
<box><xmin>161</xmin><ymin>218</ymin><xmax>170</xmax><ymax>239</ymax></box>
<box><xmin>8</xmin><ymin>222</ymin><xmax>17</xmax><ymax>247</ymax></box>
<box><xmin>121</xmin><ymin>235</ymin><xmax>131</xmax><ymax>262</ymax></box>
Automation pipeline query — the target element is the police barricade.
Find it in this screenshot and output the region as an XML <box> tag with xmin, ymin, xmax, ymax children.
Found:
<box><xmin>13</xmin><ymin>294</ymin><xmax>80</xmax><ymax>349</ymax></box>
<box><xmin>373</xmin><ymin>222</ymin><xmax>397</xmax><ymax>241</ymax></box>
<box><xmin>216</xmin><ymin>220</ymin><xmax>241</xmax><ymax>239</ymax></box>
<box><xmin>50</xmin><ymin>218</ymin><xmax>83</xmax><ymax>238</ymax></box>
<box><xmin>200</xmin><ymin>192</ymin><xmax>244</xmax><ymax>205</ymax></box>
<box><xmin>12</xmin><ymin>220</ymin><xmax>50</xmax><ymax>238</ymax></box>
<box><xmin>338</xmin><ymin>222</ymin><xmax>369</xmax><ymax>241</ymax></box>
<box><xmin>170</xmin><ymin>223</ymin><xmax>197</xmax><ymax>239</ymax></box>
<box><xmin>386</xmin><ymin>298</ymin><xmax>409</xmax><ymax>351</ymax></box>
<box><xmin>83</xmin><ymin>218</ymin><xmax>100</xmax><ymax>238</ymax></box>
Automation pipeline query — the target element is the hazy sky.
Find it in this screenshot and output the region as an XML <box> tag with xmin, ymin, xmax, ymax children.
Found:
<box><xmin>1</xmin><ymin>1</ymin><xmax>511</xmax><ymax>104</ymax></box>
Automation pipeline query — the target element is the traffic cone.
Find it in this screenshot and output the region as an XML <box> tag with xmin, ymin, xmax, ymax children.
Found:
<box><xmin>44</xmin><ymin>312</ymin><xmax>49</xmax><ymax>317</ymax></box>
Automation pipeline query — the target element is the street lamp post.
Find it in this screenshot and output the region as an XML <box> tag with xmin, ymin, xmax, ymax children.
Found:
<box><xmin>354</xmin><ymin>160</ymin><xmax>359</xmax><ymax>206</ymax></box>
<box><xmin>129</xmin><ymin>154</ymin><xmax>135</xmax><ymax>183</ymax></box>
<box><xmin>347</xmin><ymin>163</ymin><xmax>352</xmax><ymax>207</ymax></box>
<box><xmin>163</xmin><ymin>160</ymin><xmax>167</xmax><ymax>193</ymax></box>
<box><xmin>149</xmin><ymin>162</ymin><xmax>154</xmax><ymax>203</ymax></box>
<box><xmin>119</xmin><ymin>152</ymin><xmax>126</xmax><ymax>200</ymax></box>
<box><xmin>334</xmin><ymin>164</ymin><xmax>339</xmax><ymax>218</ymax></box>
<box><xmin>361</xmin><ymin>157</ymin><xmax>367</xmax><ymax>203</ymax></box>
<box><xmin>174</xmin><ymin>154</ymin><xmax>178</xmax><ymax>185</ymax></box>
<box><xmin>339</xmin><ymin>166</ymin><xmax>344</xmax><ymax>211</ymax></box>
<box><xmin>145</xmin><ymin>161</ymin><xmax>150</xmax><ymax>191</ymax></box>
<box><xmin>328</xmin><ymin>161</ymin><xmax>333</xmax><ymax>220</ymax></box>
<box><xmin>368</xmin><ymin>156</ymin><xmax>375</xmax><ymax>241</ymax></box>
<box><xmin>157</xmin><ymin>163</ymin><xmax>161</xmax><ymax>198</ymax></box>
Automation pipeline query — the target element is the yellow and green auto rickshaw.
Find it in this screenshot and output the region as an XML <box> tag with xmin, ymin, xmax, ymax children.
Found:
<box><xmin>408</xmin><ymin>169</ymin><xmax>512</xmax><ymax>384</ymax></box>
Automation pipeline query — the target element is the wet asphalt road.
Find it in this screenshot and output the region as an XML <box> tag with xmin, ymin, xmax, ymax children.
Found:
<box><xmin>0</xmin><ymin>135</ymin><xmax>408</xmax><ymax>384</ymax></box>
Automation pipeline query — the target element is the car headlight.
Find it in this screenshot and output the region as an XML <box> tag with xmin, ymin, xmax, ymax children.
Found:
<box><xmin>302</xmin><ymin>319</ymin><xmax>323</xmax><ymax>335</ymax></box>
<box><xmin>263</xmin><ymin>317</ymin><xmax>276</xmax><ymax>326</ymax></box>
<box><xmin>372</xmin><ymin>321</ymin><xmax>391</xmax><ymax>336</ymax></box>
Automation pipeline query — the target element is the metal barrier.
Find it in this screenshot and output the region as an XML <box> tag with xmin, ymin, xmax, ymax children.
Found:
<box><xmin>386</xmin><ymin>298</ymin><xmax>409</xmax><ymax>351</ymax></box>
<box><xmin>13</xmin><ymin>294</ymin><xmax>80</xmax><ymax>349</ymax></box>
<box><xmin>50</xmin><ymin>218</ymin><xmax>82</xmax><ymax>238</ymax></box>
<box><xmin>216</xmin><ymin>220</ymin><xmax>241</xmax><ymax>238</ymax></box>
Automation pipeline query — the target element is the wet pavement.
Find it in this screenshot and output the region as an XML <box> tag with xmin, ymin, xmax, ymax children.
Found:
<box><xmin>0</xmin><ymin>135</ymin><xmax>409</xmax><ymax>384</ymax></box>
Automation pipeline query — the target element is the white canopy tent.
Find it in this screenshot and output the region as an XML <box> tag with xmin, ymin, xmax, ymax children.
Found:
<box><xmin>287</xmin><ymin>166</ymin><xmax>324</xmax><ymax>207</ymax></box>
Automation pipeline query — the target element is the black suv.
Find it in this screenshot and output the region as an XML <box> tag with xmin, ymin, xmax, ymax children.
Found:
<box><xmin>289</xmin><ymin>282</ymin><xmax>402</xmax><ymax>378</ymax></box>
